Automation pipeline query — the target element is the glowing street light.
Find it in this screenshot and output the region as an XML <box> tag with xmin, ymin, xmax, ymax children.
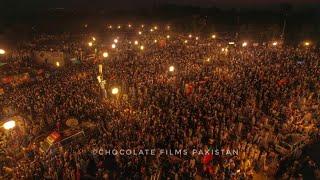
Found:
<box><xmin>109</xmin><ymin>25</ymin><xmax>112</xmax><ymax>29</ymax></box>
<box><xmin>154</xmin><ymin>26</ymin><xmax>158</xmax><ymax>30</ymax></box>
<box><xmin>140</xmin><ymin>45</ymin><xmax>144</xmax><ymax>50</ymax></box>
<box><xmin>222</xmin><ymin>48</ymin><xmax>225</xmax><ymax>52</ymax></box>
<box><xmin>111</xmin><ymin>87</ymin><xmax>119</xmax><ymax>95</ymax></box>
<box><xmin>211</xmin><ymin>34</ymin><xmax>216</xmax><ymax>39</ymax></box>
<box><xmin>184</xmin><ymin>40</ymin><xmax>188</xmax><ymax>44</ymax></box>
<box><xmin>242</xmin><ymin>42</ymin><xmax>248</xmax><ymax>47</ymax></box>
<box><xmin>88</xmin><ymin>42</ymin><xmax>93</xmax><ymax>47</ymax></box>
<box><xmin>138</xmin><ymin>31</ymin><xmax>142</xmax><ymax>35</ymax></box>
<box><xmin>150</xmin><ymin>28</ymin><xmax>154</xmax><ymax>32</ymax></box>
<box><xmin>114</xmin><ymin>39</ymin><xmax>118</xmax><ymax>43</ymax></box>
<box><xmin>154</xmin><ymin>39</ymin><xmax>157</xmax><ymax>43</ymax></box>
<box><xmin>166</xmin><ymin>35</ymin><xmax>170</xmax><ymax>39</ymax></box>
<box><xmin>103</xmin><ymin>52</ymin><xmax>109</xmax><ymax>58</ymax></box>
<box><xmin>117</xmin><ymin>25</ymin><xmax>121</xmax><ymax>29</ymax></box>
<box><xmin>304</xmin><ymin>41</ymin><xmax>310</xmax><ymax>46</ymax></box>
<box><xmin>111</xmin><ymin>44</ymin><xmax>116</xmax><ymax>49</ymax></box>
<box><xmin>128</xmin><ymin>24</ymin><xmax>132</xmax><ymax>28</ymax></box>
<box><xmin>188</xmin><ymin>34</ymin><xmax>192</xmax><ymax>38</ymax></box>
<box><xmin>206</xmin><ymin>58</ymin><xmax>210</xmax><ymax>62</ymax></box>
<box><xmin>141</xmin><ymin>24</ymin><xmax>144</xmax><ymax>28</ymax></box>
<box><xmin>56</xmin><ymin>62</ymin><xmax>60</xmax><ymax>67</ymax></box>
<box><xmin>92</xmin><ymin>37</ymin><xmax>96</xmax><ymax>41</ymax></box>
<box><xmin>134</xmin><ymin>40</ymin><xmax>139</xmax><ymax>45</ymax></box>
<box><xmin>228</xmin><ymin>42</ymin><xmax>235</xmax><ymax>45</ymax></box>
<box><xmin>167</xmin><ymin>25</ymin><xmax>170</xmax><ymax>30</ymax></box>
<box><xmin>0</xmin><ymin>49</ymin><xmax>5</xmax><ymax>55</ymax></box>
<box><xmin>272</xmin><ymin>41</ymin><xmax>278</xmax><ymax>46</ymax></box>
<box><xmin>195</xmin><ymin>37</ymin><xmax>199</xmax><ymax>40</ymax></box>
<box><xmin>169</xmin><ymin>66</ymin><xmax>175</xmax><ymax>72</ymax></box>
<box><xmin>3</xmin><ymin>120</ymin><xmax>16</xmax><ymax>130</ymax></box>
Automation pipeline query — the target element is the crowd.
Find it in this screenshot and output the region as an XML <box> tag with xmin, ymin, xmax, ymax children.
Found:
<box><xmin>0</xmin><ymin>26</ymin><xmax>319</xmax><ymax>179</ymax></box>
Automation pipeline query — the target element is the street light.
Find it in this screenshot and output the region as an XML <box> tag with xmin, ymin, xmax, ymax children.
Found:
<box><xmin>150</xmin><ymin>28</ymin><xmax>154</xmax><ymax>32</ymax></box>
<box><xmin>140</xmin><ymin>45</ymin><xmax>144</xmax><ymax>50</ymax></box>
<box><xmin>242</xmin><ymin>42</ymin><xmax>248</xmax><ymax>47</ymax></box>
<box><xmin>195</xmin><ymin>37</ymin><xmax>199</xmax><ymax>41</ymax></box>
<box><xmin>141</xmin><ymin>24</ymin><xmax>144</xmax><ymax>28</ymax></box>
<box><xmin>3</xmin><ymin>120</ymin><xmax>15</xmax><ymax>130</ymax></box>
<box><xmin>92</xmin><ymin>37</ymin><xmax>96</xmax><ymax>41</ymax></box>
<box><xmin>166</xmin><ymin>35</ymin><xmax>170</xmax><ymax>39</ymax></box>
<box><xmin>134</xmin><ymin>40</ymin><xmax>139</xmax><ymax>45</ymax></box>
<box><xmin>188</xmin><ymin>34</ymin><xmax>192</xmax><ymax>38</ymax></box>
<box><xmin>117</xmin><ymin>25</ymin><xmax>121</xmax><ymax>29</ymax></box>
<box><xmin>111</xmin><ymin>44</ymin><xmax>116</xmax><ymax>49</ymax></box>
<box><xmin>169</xmin><ymin>66</ymin><xmax>175</xmax><ymax>72</ymax></box>
<box><xmin>111</xmin><ymin>87</ymin><xmax>119</xmax><ymax>95</ymax></box>
<box><xmin>138</xmin><ymin>31</ymin><xmax>142</xmax><ymax>35</ymax></box>
<box><xmin>211</xmin><ymin>34</ymin><xmax>216</xmax><ymax>39</ymax></box>
<box><xmin>128</xmin><ymin>24</ymin><xmax>132</xmax><ymax>28</ymax></box>
<box><xmin>56</xmin><ymin>62</ymin><xmax>60</xmax><ymax>67</ymax></box>
<box><xmin>103</xmin><ymin>52</ymin><xmax>109</xmax><ymax>58</ymax></box>
<box><xmin>304</xmin><ymin>41</ymin><xmax>310</xmax><ymax>46</ymax></box>
<box><xmin>206</xmin><ymin>58</ymin><xmax>210</xmax><ymax>62</ymax></box>
<box><xmin>109</xmin><ymin>25</ymin><xmax>112</xmax><ymax>29</ymax></box>
<box><xmin>154</xmin><ymin>26</ymin><xmax>158</xmax><ymax>30</ymax></box>
<box><xmin>154</xmin><ymin>39</ymin><xmax>158</xmax><ymax>43</ymax></box>
<box><xmin>114</xmin><ymin>39</ymin><xmax>118</xmax><ymax>43</ymax></box>
<box><xmin>88</xmin><ymin>42</ymin><xmax>93</xmax><ymax>47</ymax></box>
<box><xmin>184</xmin><ymin>40</ymin><xmax>188</xmax><ymax>44</ymax></box>
<box><xmin>0</xmin><ymin>49</ymin><xmax>5</xmax><ymax>55</ymax></box>
<box><xmin>272</xmin><ymin>41</ymin><xmax>278</xmax><ymax>46</ymax></box>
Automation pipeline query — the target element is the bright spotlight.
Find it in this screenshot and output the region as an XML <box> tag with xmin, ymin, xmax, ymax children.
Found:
<box><xmin>3</xmin><ymin>120</ymin><xmax>16</xmax><ymax>130</ymax></box>
<box><xmin>242</xmin><ymin>42</ymin><xmax>248</xmax><ymax>47</ymax></box>
<box><xmin>0</xmin><ymin>49</ymin><xmax>5</xmax><ymax>55</ymax></box>
<box><xmin>103</xmin><ymin>52</ymin><xmax>109</xmax><ymax>58</ymax></box>
<box><xmin>111</xmin><ymin>87</ymin><xmax>119</xmax><ymax>95</ymax></box>
<box><xmin>211</xmin><ymin>34</ymin><xmax>216</xmax><ymax>39</ymax></box>
<box><xmin>169</xmin><ymin>66</ymin><xmax>175</xmax><ymax>72</ymax></box>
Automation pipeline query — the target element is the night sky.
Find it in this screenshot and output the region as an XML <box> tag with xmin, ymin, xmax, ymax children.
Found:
<box><xmin>2</xmin><ymin>0</ymin><xmax>320</xmax><ymax>11</ymax></box>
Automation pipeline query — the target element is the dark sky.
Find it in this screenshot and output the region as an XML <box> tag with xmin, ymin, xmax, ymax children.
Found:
<box><xmin>3</xmin><ymin>0</ymin><xmax>320</xmax><ymax>11</ymax></box>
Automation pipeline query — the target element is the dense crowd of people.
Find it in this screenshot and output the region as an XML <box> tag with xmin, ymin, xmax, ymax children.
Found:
<box><xmin>0</xmin><ymin>25</ymin><xmax>319</xmax><ymax>179</ymax></box>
